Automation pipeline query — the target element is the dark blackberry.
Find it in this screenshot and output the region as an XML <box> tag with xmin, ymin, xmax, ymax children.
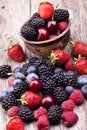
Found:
<box><xmin>63</xmin><ymin>74</ymin><xmax>78</xmax><ymax>87</ymax></box>
<box><xmin>0</xmin><ymin>65</ymin><xmax>12</xmax><ymax>78</ymax></box>
<box><xmin>33</xmin><ymin>57</ymin><xmax>46</xmax><ymax>68</ymax></box>
<box><xmin>38</xmin><ymin>64</ymin><xmax>53</xmax><ymax>77</ymax></box>
<box><xmin>21</xmin><ymin>24</ymin><xmax>37</xmax><ymax>41</ymax></box>
<box><xmin>54</xmin><ymin>87</ymin><xmax>68</xmax><ymax>104</ymax></box>
<box><xmin>48</xmin><ymin>105</ymin><xmax>62</xmax><ymax>125</ymax></box>
<box><xmin>51</xmin><ymin>72</ymin><xmax>65</xmax><ymax>86</ymax></box>
<box><xmin>18</xmin><ymin>106</ymin><xmax>34</xmax><ymax>123</ymax></box>
<box><xmin>13</xmin><ymin>81</ymin><xmax>29</xmax><ymax>98</ymax></box>
<box><xmin>54</xmin><ymin>9</ymin><xmax>69</xmax><ymax>21</ymax></box>
<box><xmin>2</xmin><ymin>93</ymin><xmax>18</xmax><ymax>110</ymax></box>
<box><xmin>45</xmin><ymin>58</ymin><xmax>55</xmax><ymax>70</ymax></box>
<box><xmin>28</xmin><ymin>56</ymin><xmax>38</xmax><ymax>65</ymax></box>
<box><xmin>42</xmin><ymin>78</ymin><xmax>57</xmax><ymax>95</ymax></box>
<box><xmin>29</xmin><ymin>17</ymin><xmax>46</xmax><ymax>29</ymax></box>
<box><xmin>29</xmin><ymin>12</ymin><xmax>40</xmax><ymax>21</ymax></box>
<box><xmin>21</xmin><ymin>63</ymin><xmax>29</xmax><ymax>76</ymax></box>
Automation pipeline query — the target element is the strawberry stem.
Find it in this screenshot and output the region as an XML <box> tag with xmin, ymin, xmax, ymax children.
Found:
<box><xmin>69</xmin><ymin>37</ymin><xmax>76</xmax><ymax>46</ymax></box>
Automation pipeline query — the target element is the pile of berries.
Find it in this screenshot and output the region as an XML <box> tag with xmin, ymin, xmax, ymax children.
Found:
<box><xmin>1</xmin><ymin>45</ymin><xmax>87</xmax><ymax>130</ymax></box>
<box><xmin>21</xmin><ymin>1</ymin><xmax>69</xmax><ymax>41</ymax></box>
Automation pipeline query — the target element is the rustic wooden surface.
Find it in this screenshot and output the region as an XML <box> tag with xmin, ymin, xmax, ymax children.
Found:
<box><xmin>0</xmin><ymin>0</ymin><xmax>87</xmax><ymax>130</ymax></box>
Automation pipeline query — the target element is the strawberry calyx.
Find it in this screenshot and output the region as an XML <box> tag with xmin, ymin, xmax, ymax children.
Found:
<box><xmin>69</xmin><ymin>37</ymin><xmax>81</xmax><ymax>47</ymax></box>
<box><xmin>5</xmin><ymin>40</ymin><xmax>18</xmax><ymax>51</ymax></box>
<box><xmin>17</xmin><ymin>95</ymin><xmax>27</xmax><ymax>105</ymax></box>
<box><xmin>74</xmin><ymin>55</ymin><xmax>86</xmax><ymax>64</ymax></box>
<box><xmin>50</xmin><ymin>51</ymin><xmax>59</xmax><ymax>65</ymax></box>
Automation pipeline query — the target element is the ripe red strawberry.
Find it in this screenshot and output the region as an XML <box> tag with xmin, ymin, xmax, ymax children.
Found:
<box><xmin>50</xmin><ymin>49</ymin><xmax>70</xmax><ymax>65</ymax></box>
<box><xmin>6</xmin><ymin>117</ymin><xmax>24</xmax><ymax>130</ymax></box>
<box><xmin>75</xmin><ymin>57</ymin><xmax>87</xmax><ymax>75</ymax></box>
<box><xmin>38</xmin><ymin>1</ymin><xmax>54</xmax><ymax>19</ymax></box>
<box><xmin>20</xmin><ymin>91</ymin><xmax>42</xmax><ymax>109</ymax></box>
<box><xmin>65</xmin><ymin>59</ymin><xmax>75</xmax><ymax>71</ymax></box>
<box><xmin>70</xmin><ymin>38</ymin><xmax>87</xmax><ymax>57</ymax></box>
<box><xmin>6</xmin><ymin>41</ymin><xmax>25</xmax><ymax>62</ymax></box>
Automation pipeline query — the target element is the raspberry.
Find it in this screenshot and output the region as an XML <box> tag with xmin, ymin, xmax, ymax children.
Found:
<box><xmin>61</xmin><ymin>99</ymin><xmax>75</xmax><ymax>111</ymax></box>
<box><xmin>58</xmin><ymin>21</ymin><xmax>68</xmax><ymax>31</ymax></box>
<box><xmin>8</xmin><ymin>78</ymin><xmax>15</xmax><ymax>87</ymax></box>
<box><xmin>37</xmin><ymin>115</ymin><xmax>50</xmax><ymax>130</ymax></box>
<box><xmin>7</xmin><ymin>106</ymin><xmax>19</xmax><ymax>117</ymax></box>
<box><xmin>69</xmin><ymin>90</ymin><xmax>84</xmax><ymax>105</ymax></box>
<box><xmin>61</xmin><ymin>111</ymin><xmax>78</xmax><ymax>127</ymax></box>
<box><xmin>34</xmin><ymin>107</ymin><xmax>47</xmax><ymax>119</ymax></box>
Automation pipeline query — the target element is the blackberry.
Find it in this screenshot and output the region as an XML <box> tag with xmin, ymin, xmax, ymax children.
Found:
<box><xmin>54</xmin><ymin>87</ymin><xmax>68</xmax><ymax>104</ymax></box>
<box><xmin>33</xmin><ymin>57</ymin><xmax>46</xmax><ymax>68</ymax></box>
<box><xmin>51</xmin><ymin>72</ymin><xmax>65</xmax><ymax>86</ymax></box>
<box><xmin>38</xmin><ymin>64</ymin><xmax>53</xmax><ymax>77</ymax></box>
<box><xmin>29</xmin><ymin>12</ymin><xmax>40</xmax><ymax>21</ymax></box>
<box><xmin>45</xmin><ymin>58</ymin><xmax>55</xmax><ymax>70</ymax></box>
<box><xmin>29</xmin><ymin>17</ymin><xmax>46</xmax><ymax>29</ymax></box>
<box><xmin>2</xmin><ymin>93</ymin><xmax>18</xmax><ymax>110</ymax></box>
<box><xmin>28</xmin><ymin>56</ymin><xmax>38</xmax><ymax>65</ymax></box>
<box><xmin>54</xmin><ymin>9</ymin><xmax>69</xmax><ymax>21</ymax></box>
<box><xmin>63</xmin><ymin>74</ymin><xmax>78</xmax><ymax>87</ymax></box>
<box><xmin>21</xmin><ymin>24</ymin><xmax>37</xmax><ymax>41</ymax></box>
<box><xmin>42</xmin><ymin>78</ymin><xmax>57</xmax><ymax>95</ymax></box>
<box><xmin>0</xmin><ymin>65</ymin><xmax>12</xmax><ymax>78</ymax></box>
<box><xmin>18</xmin><ymin>106</ymin><xmax>34</xmax><ymax>123</ymax></box>
<box><xmin>48</xmin><ymin>105</ymin><xmax>62</xmax><ymax>125</ymax></box>
<box><xmin>13</xmin><ymin>81</ymin><xmax>29</xmax><ymax>98</ymax></box>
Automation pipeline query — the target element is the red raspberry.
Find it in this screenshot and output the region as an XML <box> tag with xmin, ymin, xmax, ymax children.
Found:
<box><xmin>34</xmin><ymin>107</ymin><xmax>47</xmax><ymax>120</ymax></box>
<box><xmin>61</xmin><ymin>111</ymin><xmax>78</xmax><ymax>127</ymax></box>
<box><xmin>61</xmin><ymin>99</ymin><xmax>75</xmax><ymax>111</ymax></box>
<box><xmin>8</xmin><ymin>78</ymin><xmax>14</xmax><ymax>87</ymax></box>
<box><xmin>58</xmin><ymin>21</ymin><xmax>68</xmax><ymax>31</ymax></box>
<box><xmin>65</xmin><ymin>59</ymin><xmax>75</xmax><ymax>71</ymax></box>
<box><xmin>37</xmin><ymin>115</ymin><xmax>50</xmax><ymax>130</ymax></box>
<box><xmin>7</xmin><ymin>106</ymin><xmax>19</xmax><ymax>117</ymax></box>
<box><xmin>69</xmin><ymin>90</ymin><xmax>84</xmax><ymax>105</ymax></box>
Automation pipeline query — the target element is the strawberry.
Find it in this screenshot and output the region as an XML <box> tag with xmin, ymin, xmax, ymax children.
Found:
<box><xmin>70</xmin><ymin>38</ymin><xmax>87</xmax><ymax>57</ymax></box>
<box><xmin>20</xmin><ymin>91</ymin><xmax>42</xmax><ymax>109</ymax></box>
<box><xmin>6</xmin><ymin>117</ymin><xmax>24</xmax><ymax>130</ymax></box>
<box><xmin>6</xmin><ymin>40</ymin><xmax>25</xmax><ymax>62</ymax></box>
<box><xmin>75</xmin><ymin>58</ymin><xmax>87</xmax><ymax>75</ymax></box>
<box><xmin>65</xmin><ymin>59</ymin><xmax>75</xmax><ymax>71</ymax></box>
<box><xmin>50</xmin><ymin>49</ymin><xmax>70</xmax><ymax>66</ymax></box>
<box><xmin>38</xmin><ymin>1</ymin><xmax>54</xmax><ymax>19</ymax></box>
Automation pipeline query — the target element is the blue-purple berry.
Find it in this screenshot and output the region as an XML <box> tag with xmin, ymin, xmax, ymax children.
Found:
<box><xmin>65</xmin><ymin>86</ymin><xmax>74</xmax><ymax>95</ymax></box>
<box><xmin>27</xmin><ymin>65</ymin><xmax>37</xmax><ymax>74</ymax></box>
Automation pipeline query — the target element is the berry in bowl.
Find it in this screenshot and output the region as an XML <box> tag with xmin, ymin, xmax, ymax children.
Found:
<box><xmin>20</xmin><ymin>1</ymin><xmax>70</xmax><ymax>57</ymax></box>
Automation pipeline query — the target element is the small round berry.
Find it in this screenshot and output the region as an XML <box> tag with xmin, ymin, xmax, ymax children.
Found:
<box><xmin>13</xmin><ymin>72</ymin><xmax>25</xmax><ymax>80</ymax></box>
<box><xmin>26</xmin><ymin>73</ymin><xmax>39</xmax><ymax>82</ymax></box>
<box><xmin>81</xmin><ymin>84</ymin><xmax>87</xmax><ymax>98</ymax></box>
<box><xmin>54</xmin><ymin>67</ymin><xmax>64</xmax><ymax>74</ymax></box>
<box><xmin>65</xmin><ymin>86</ymin><xmax>74</xmax><ymax>95</ymax></box>
<box><xmin>13</xmin><ymin>79</ymin><xmax>22</xmax><ymax>86</ymax></box>
<box><xmin>27</xmin><ymin>65</ymin><xmax>37</xmax><ymax>74</ymax></box>
<box><xmin>13</xmin><ymin>67</ymin><xmax>22</xmax><ymax>73</ymax></box>
<box><xmin>0</xmin><ymin>91</ymin><xmax>7</xmax><ymax>102</ymax></box>
<box><xmin>6</xmin><ymin>87</ymin><xmax>14</xmax><ymax>94</ymax></box>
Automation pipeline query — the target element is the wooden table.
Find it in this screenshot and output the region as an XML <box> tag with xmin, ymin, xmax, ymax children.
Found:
<box><xmin>0</xmin><ymin>0</ymin><xmax>87</xmax><ymax>130</ymax></box>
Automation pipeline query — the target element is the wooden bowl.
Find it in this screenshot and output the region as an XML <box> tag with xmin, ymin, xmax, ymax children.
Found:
<box><xmin>20</xmin><ymin>19</ymin><xmax>71</xmax><ymax>57</ymax></box>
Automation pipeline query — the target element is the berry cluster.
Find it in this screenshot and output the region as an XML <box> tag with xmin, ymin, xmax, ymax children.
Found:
<box><xmin>21</xmin><ymin>2</ymin><xmax>69</xmax><ymax>41</ymax></box>
<box><xmin>0</xmin><ymin>51</ymin><xmax>87</xmax><ymax>130</ymax></box>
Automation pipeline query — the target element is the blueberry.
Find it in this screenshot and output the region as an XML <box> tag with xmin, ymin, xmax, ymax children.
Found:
<box><xmin>26</xmin><ymin>73</ymin><xmax>39</xmax><ymax>82</ymax></box>
<box><xmin>77</xmin><ymin>75</ymin><xmax>87</xmax><ymax>88</ymax></box>
<box><xmin>0</xmin><ymin>91</ymin><xmax>7</xmax><ymax>102</ymax></box>
<box><xmin>27</xmin><ymin>65</ymin><xmax>37</xmax><ymax>74</ymax></box>
<box><xmin>13</xmin><ymin>79</ymin><xmax>22</xmax><ymax>86</ymax></box>
<box><xmin>13</xmin><ymin>67</ymin><xmax>22</xmax><ymax>73</ymax></box>
<box><xmin>81</xmin><ymin>85</ymin><xmax>87</xmax><ymax>98</ymax></box>
<box><xmin>54</xmin><ymin>67</ymin><xmax>63</xmax><ymax>74</ymax></box>
<box><xmin>65</xmin><ymin>86</ymin><xmax>74</xmax><ymax>95</ymax></box>
<box><xmin>65</xmin><ymin>71</ymin><xmax>75</xmax><ymax>76</ymax></box>
<box><xmin>6</xmin><ymin>87</ymin><xmax>14</xmax><ymax>94</ymax></box>
<box><xmin>14</xmin><ymin>72</ymin><xmax>25</xmax><ymax>80</ymax></box>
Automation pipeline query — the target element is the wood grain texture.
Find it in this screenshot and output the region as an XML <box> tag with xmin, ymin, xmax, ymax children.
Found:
<box><xmin>0</xmin><ymin>0</ymin><xmax>87</xmax><ymax>130</ymax></box>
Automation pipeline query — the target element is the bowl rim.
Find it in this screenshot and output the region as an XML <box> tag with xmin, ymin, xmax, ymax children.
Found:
<box><xmin>20</xmin><ymin>19</ymin><xmax>71</xmax><ymax>45</ymax></box>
